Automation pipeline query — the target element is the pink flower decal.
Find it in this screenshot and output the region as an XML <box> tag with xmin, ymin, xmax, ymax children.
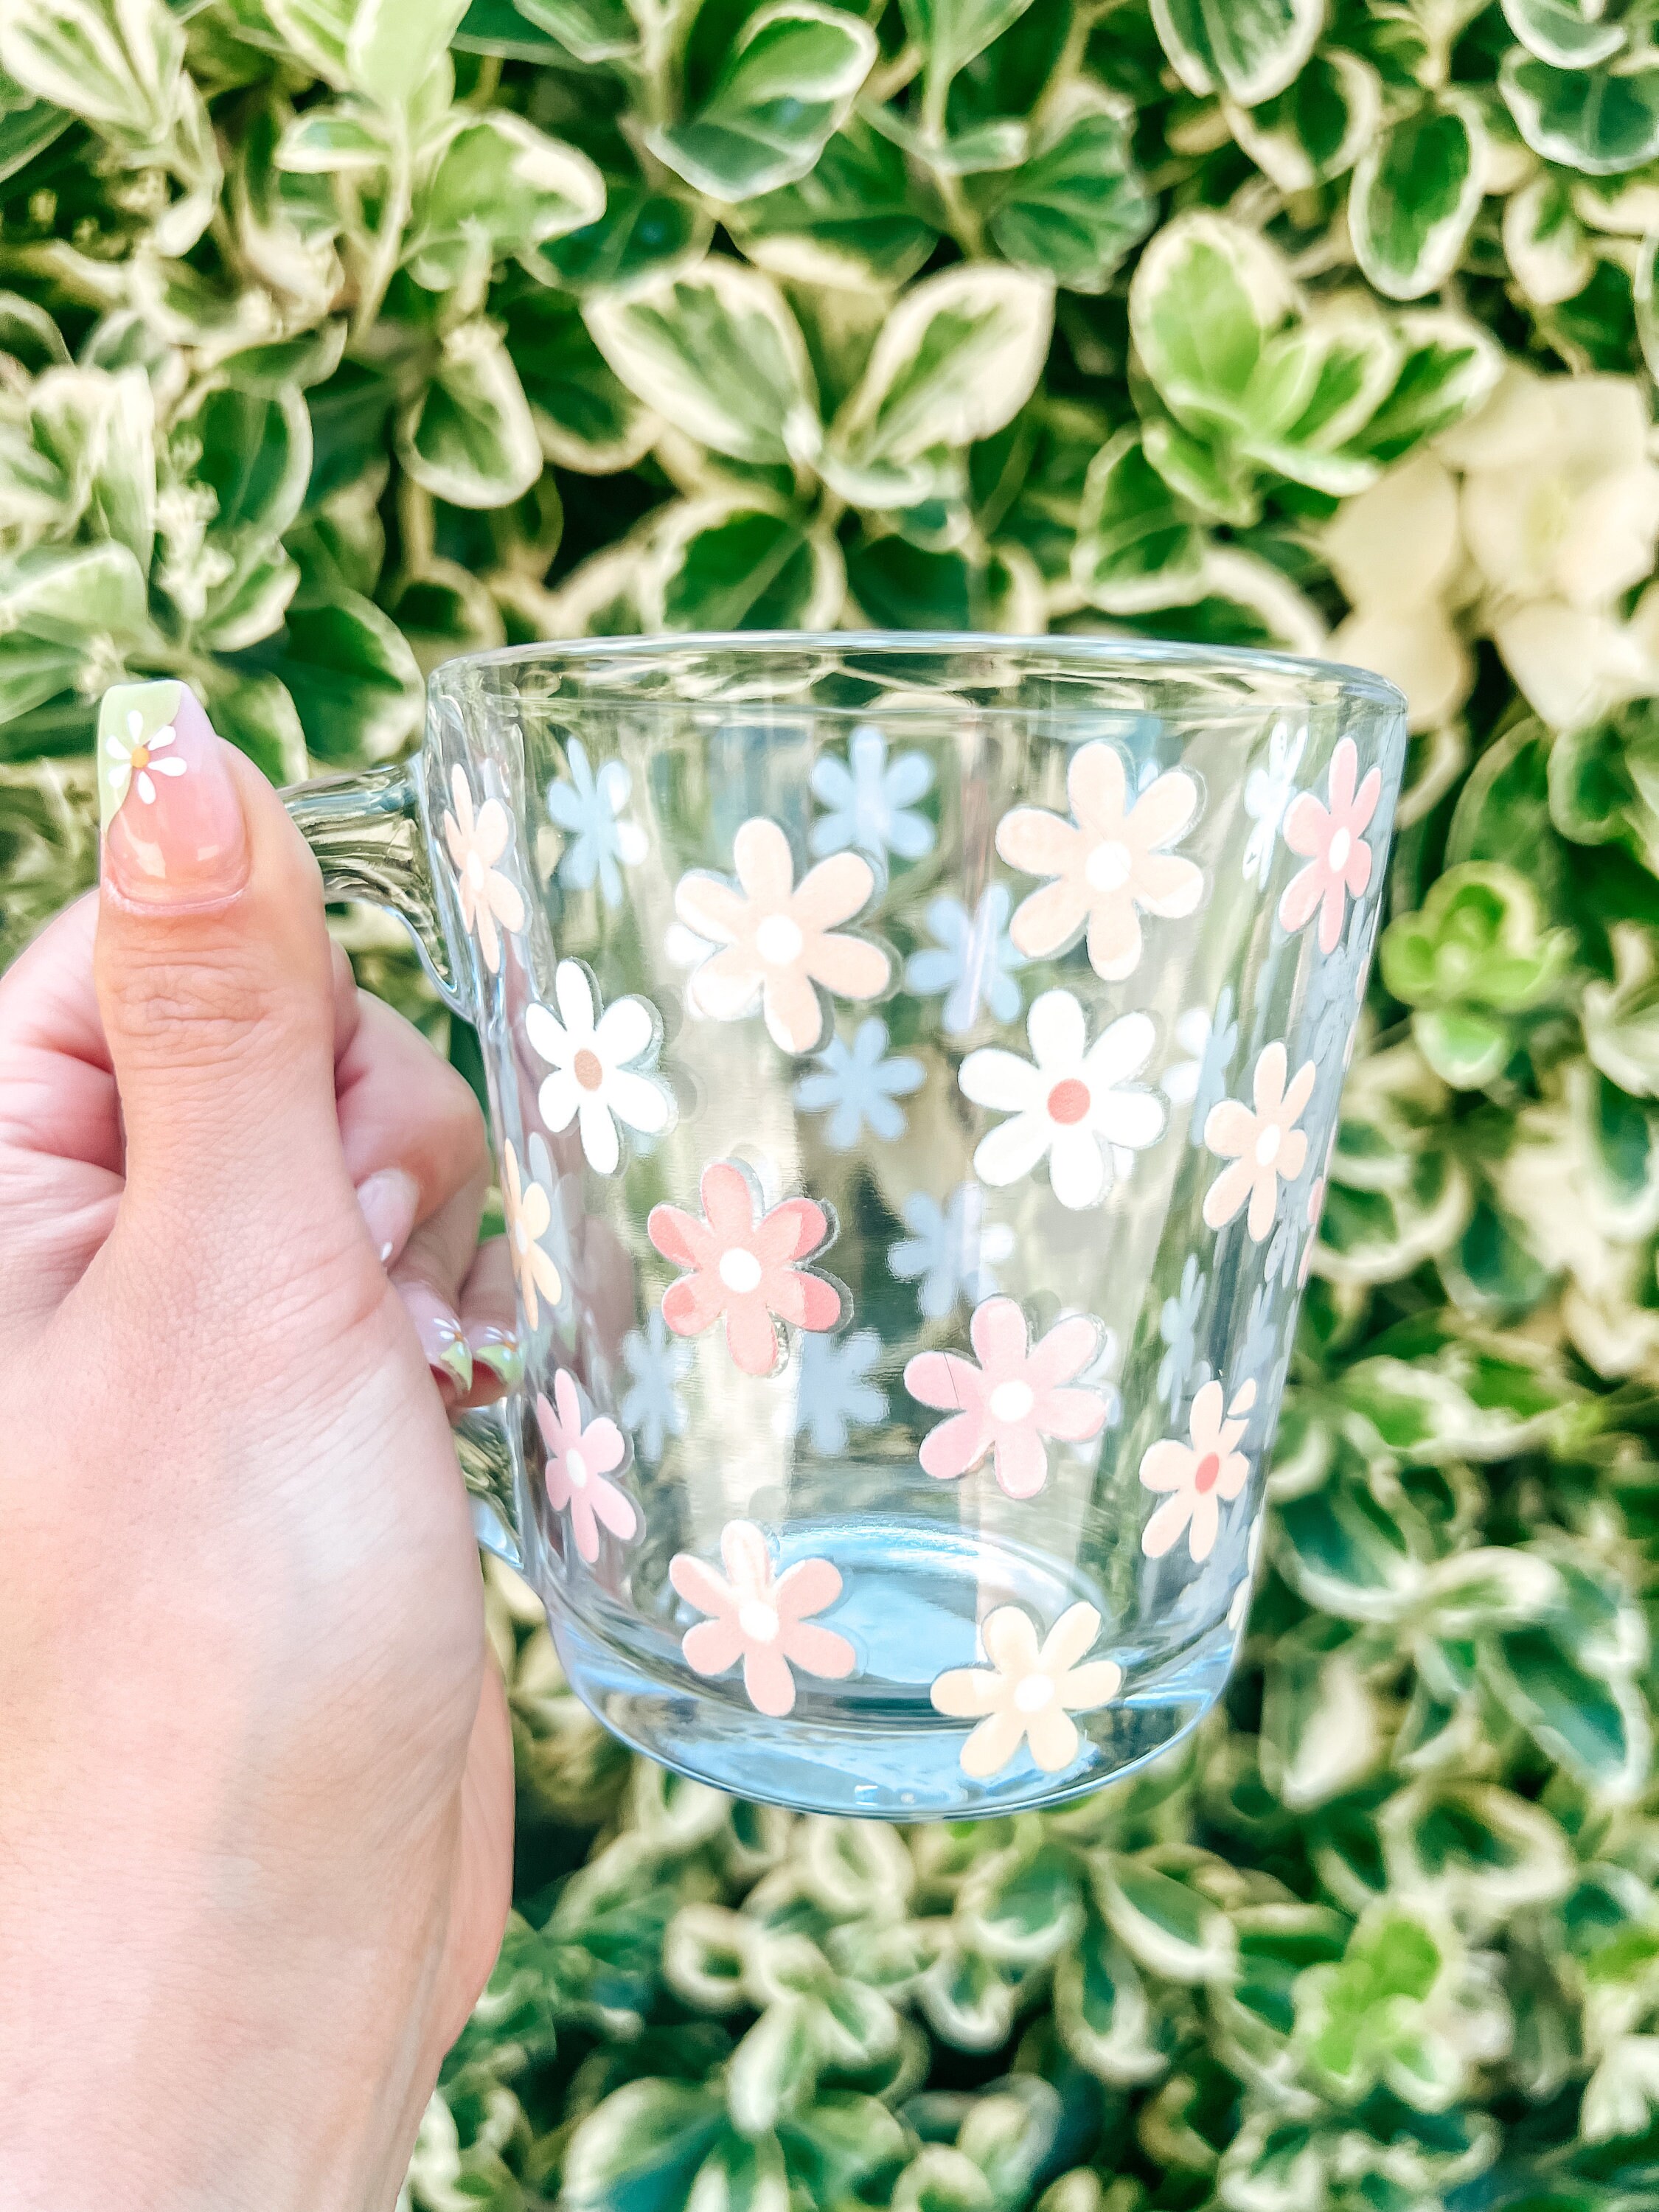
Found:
<box><xmin>1138</xmin><ymin>1378</ymin><xmax>1256</xmax><ymax>1564</ymax></box>
<box><xmin>674</xmin><ymin>816</ymin><xmax>891</xmax><ymax>1054</ymax></box>
<box><xmin>931</xmin><ymin>1602</ymin><xmax>1121</xmax><ymax>1778</ymax></box>
<box><xmin>1278</xmin><ymin>737</ymin><xmax>1382</xmax><ymax>956</ymax></box>
<box><xmin>536</xmin><ymin>1370</ymin><xmax>639</xmax><ymax>1564</ymax></box>
<box><xmin>670</xmin><ymin>1519</ymin><xmax>855</xmax><ymax>1716</ymax></box>
<box><xmin>996</xmin><ymin>741</ymin><xmax>1204</xmax><ymax>981</ymax></box>
<box><xmin>648</xmin><ymin>1158</ymin><xmax>842</xmax><ymax>1378</ymax></box>
<box><xmin>1202</xmin><ymin>1041</ymin><xmax>1315</xmax><ymax>1242</ymax></box>
<box><xmin>904</xmin><ymin>1296</ymin><xmax>1110</xmax><ymax>1499</ymax></box>
<box><xmin>442</xmin><ymin>764</ymin><xmax>525</xmax><ymax>976</ymax></box>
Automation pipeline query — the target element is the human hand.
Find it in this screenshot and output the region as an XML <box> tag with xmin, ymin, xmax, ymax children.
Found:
<box><xmin>0</xmin><ymin>684</ymin><xmax>516</xmax><ymax>2211</ymax></box>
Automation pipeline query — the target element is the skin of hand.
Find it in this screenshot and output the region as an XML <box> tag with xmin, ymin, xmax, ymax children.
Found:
<box><xmin>0</xmin><ymin>694</ymin><xmax>516</xmax><ymax>2211</ymax></box>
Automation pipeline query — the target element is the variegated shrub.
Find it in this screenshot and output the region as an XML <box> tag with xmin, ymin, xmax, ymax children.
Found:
<box><xmin>1</xmin><ymin>0</ymin><xmax>1659</xmax><ymax>2205</ymax></box>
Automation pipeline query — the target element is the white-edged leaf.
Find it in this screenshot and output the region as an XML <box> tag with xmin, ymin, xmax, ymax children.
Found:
<box><xmin>897</xmin><ymin>0</ymin><xmax>1035</xmax><ymax>94</ymax></box>
<box><xmin>1071</xmin><ymin>426</ymin><xmax>1207</xmax><ymax>613</ymax></box>
<box><xmin>1500</xmin><ymin>49</ymin><xmax>1659</xmax><ymax>176</ymax></box>
<box><xmin>1350</xmin><ymin>94</ymin><xmax>1485</xmax><ymax>302</ymax></box>
<box><xmin>347</xmin><ymin>0</ymin><xmax>467</xmax><ymax>103</ymax></box>
<box><xmin>641</xmin><ymin>498</ymin><xmax>845</xmax><ymax>629</ymax></box>
<box><xmin>977</xmin><ymin>86</ymin><xmax>1155</xmax><ymax>294</ymax></box>
<box><xmin>585</xmin><ymin>258</ymin><xmax>818</xmax><ymax>465</ymax></box>
<box><xmin>1224</xmin><ymin>47</ymin><xmax>1382</xmax><ymax>192</ymax></box>
<box><xmin>405</xmin><ymin>112</ymin><xmax>604</xmax><ymax>288</ymax></box>
<box><xmin>396</xmin><ymin>321</ymin><xmax>541</xmax><ymax>506</ymax></box>
<box><xmin>649</xmin><ymin>2</ymin><xmax>876</xmax><ymax>202</ymax></box>
<box><xmin>1501</xmin><ymin>0</ymin><xmax>1627</xmax><ymax>72</ymax></box>
<box><xmin>1503</xmin><ymin>167</ymin><xmax>1594</xmax><ymax>302</ymax></box>
<box><xmin>1129</xmin><ymin>209</ymin><xmax>1295</xmax><ymax>439</ymax></box>
<box><xmin>1150</xmin><ymin>0</ymin><xmax>1324</xmax><ymax>107</ymax></box>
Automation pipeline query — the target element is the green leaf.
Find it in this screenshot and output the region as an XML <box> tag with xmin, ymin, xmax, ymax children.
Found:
<box><xmin>975</xmin><ymin>88</ymin><xmax>1155</xmax><ymax>294</ymax></box>
<box><xmin>29</xmin><ymin>363</ymin><xmax>156</xmax><ymax>569</ymax></box>
<box><xmin>1502</xmin><ymin>0</ymin><xmax>1630</xmax><ymax>72</ymax></box>
<box><xmin>535</xmin><ymin>184</ymin><xmax>712</xmax><ymax>295</ymax></box>
<box><xmin>1051</xmin><ymin>1919</ymin><xmax>1164</xmax><ymax>2083</ymax></box>
<box><xmin>405</xmin><ymin>112</ymin><xmax>605</xmax><ymax>288</ymax></box>
<box><xmin>504</xmin><ymin>284</ymin><xmax>657</xmax><ymax>473</ymax></box>
<box><xmin>586</xmin><ymin>258</ymin><xmax>818</xmax><ymax>465</ymax></box>
<box><xmin>0</xmin><ymin>0</ymin><xmax>184</xmax><ymax>141</ymax></box>
<box><xmin>1150</xmin><ymin>0</ymin><xmax>1324</xmax><ymax>106</ymax></box>
<box><xmin>1349</xmin><ymin>95</ymin><xmax>1485</xmax><ymax>302</ymax></box>
<box><xmin>1129</xmin><ymin>209</ymin><xmax>1295</xmax><ymax>442</ymax></box>
<box><xmin>828</xmin><ymin>262</ymin><xmax>1054</xmax><ymax>490</ymax></box>
<box><xmin>650</xmin><ymin>3</ymin><xmax>876</xmax><ymax>202</ymax></box>
<box><xmin>686</xmin><ymin>2126</ymin><xmax>791</xmax><ymax>2212</ymax></box>
<box><xmin>0</xmin><ymin>537</ymin><xmax>151</xmax><ymax>646</ymax></box>
<box><xmin>242</xmin><ymin>587</ymin><xmax>422</xmax><ymax>761</ymax></box>
<box><xmin>734</xmin><ymin>118</ymin><xmax>936</xmax><ymax>286</ymax></box>
<box><xmin>1501</xmin><ymin>50</ymin><xmax>1659</xmax><ymax>175</ymax></box>
<box><xmin>1070</xmin><ymin>428</ymin><xmax>1206</xmax><ymax>611</ymax></box>
<box><xmin>346</xmin><ymin>0</ymin><xmax>468</xmax><ymax>104</ymax></box>
<box><xmin>1225</xmin><ymin>47</ymin><xmax>1382</xmax><ymax>192</ymax></box>
<box><xmin>1379</xmin><ymin>1779</ymin><xmax>1576</xmax><ymax>1919</ymax></box>
<box><xmin>644</xmin><ymin>499</ymin><xmax>843</xmax><ymax>628</ymax></box>
<box><xmin>1485</xmin><ymin>1626</ymin><xmax>1651</xmax><ymax>1798</ymax></box>
<box><xmin>1260</xmin><ymin>1625</ymin><xmax>1384</xmax><ymax>1809</ymax></box>
<box><xmin>897</xmin><ymin>0</ymin><xmax>1035</xmax><ymax>96</ymax></box>
<box><xmin>397</xmin><ymin>322</ymin><xmax>542</xmax><ymax>506</ymax></box>
<box><xmin>1093</xmin><ymin>1855</ymin><xmax>1239</xmax><ymax>1984</ymax></box>
<box><xmin>563</xmin><ymin>2080</ymin><xmax>726</xmax><ymax>2212</ymax></box>
<box><xmin>1503</xmin><ymin>168</ymin><xmax>1594</xmax><ymax>305</ymax></box>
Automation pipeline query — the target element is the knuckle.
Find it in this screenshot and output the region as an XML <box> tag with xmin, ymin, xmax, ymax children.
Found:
<box><xmin>105</xmin><ymin>947</ymin><xmax>318</xmax><ymax>1072</ymax></box>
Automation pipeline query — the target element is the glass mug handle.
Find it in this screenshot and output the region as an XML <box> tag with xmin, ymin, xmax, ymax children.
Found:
<box><xmin>282</xmin><ymin>760</ymin><xmax>526</xmax><ymax>1573</ymax></box>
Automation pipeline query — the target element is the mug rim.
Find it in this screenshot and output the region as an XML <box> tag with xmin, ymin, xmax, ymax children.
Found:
<box><xmin>427</xmin><ymin>627</ymin><xmax>1407</xmax><ymax>716</ymax></box>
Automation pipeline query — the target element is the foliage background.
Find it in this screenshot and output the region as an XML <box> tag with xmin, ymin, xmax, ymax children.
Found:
<box><xmin>4</xmin><ymin>0</ymin><xmax>1659</xmax><ymax>2203</ymax></box>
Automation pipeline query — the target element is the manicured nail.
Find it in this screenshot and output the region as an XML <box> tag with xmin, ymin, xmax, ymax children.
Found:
<box><xmin>97</xmin><ymin>681</ymin><xmax>247</xmax><ymax>904</ymax></box>
<box><xmin>420</xmin><ymin>1311</ymin><xmax>474</xmax><ymax>1399</ymax></box>
<box><xmin>469</xmin><ymin>1326</ymin><xmax>524</xmax><ymax>1391</ymax></box>
<box><xmin>355</xmin><ymin>1168</ymin><xmax>420</xmax><ymax>1268</ymax></box>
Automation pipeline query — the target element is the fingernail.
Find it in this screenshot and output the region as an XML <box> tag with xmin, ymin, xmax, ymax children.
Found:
<box><xmin>420</xmin><ymin>1311</ymin><xmax>473</xmax><ymax>1399</ymax></box>
<box><xmin>355</xmin><ymin>1169</ymin><xmax>420</xmax><ymax>1268</ymax></box>
<box><xmin>469</xmin><ymin>1326</ymin><xmax>524</xmax><ymax>1391</ymax></box>
<box><xmin>97</xmin><ymin>681</ymin><xmax>247</xmax><ymax>904</ymax></box>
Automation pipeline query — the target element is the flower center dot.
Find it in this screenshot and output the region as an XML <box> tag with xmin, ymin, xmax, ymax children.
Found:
<box><xmin>1327</xmin><ymin>828</ymin><xmax>1351</xmax><ymax>874</ymax></box>
<box><xmin>574</xmin><ymin>1047</ymin><xmax>605</xmax><ymax>1091</ymax></box>
<box><xmin>1193</xmin><ymin>1451</ymin><xmax>1221</xmax><ymax>1495</ymax></box>
<box><xmin>1046</xmin><ymin>1077</ymin><xmax>1091</xmax><ymax>1126</ymax></box>
<box><xmin>989</xmin><ymin>1379</ymin><xmax>1035</xmax><ymax>1425</ymax></box>
<box><xmin>1255</xmin><ymin>1123</ymin><xmax>1281</xmax><ymax>1167</ymax></box>
<box><xmin>131</xmin><ymin>744</ymin><xmax>150</xmax><ymax>771</ymax></box>
<box><xmin>719</xmin><ymin>1247</ymin><xmax>763</xmax><ymax>1295</ymax></box>
<box><xmin>465</xmin><ymin>851</ymin><xmax>485</xmax><ymax>889</ymax></box>
<box><xmin>1014</xmin><ymin>1674</ymin><xmax>1054</xmax><ymax>1713</ymax></box>
<box><xmin>755</xmin><ymin>914</ymin><xmax>804</xmax><ymax>967</ymax></box>
<box><xmin>566</xmin><ymin>1447</ymin><xmax>589</xmax><ymax>1489</ymax></box>
<box><xmin>739</xmin><ymin>1599</ymin><xmax>779</xmax><ymax>1643</ymax></box>
<box><xmin>1086</xmin><ymin>839</ymin><xmax>1133</xmax><ymax>894</ymax></box>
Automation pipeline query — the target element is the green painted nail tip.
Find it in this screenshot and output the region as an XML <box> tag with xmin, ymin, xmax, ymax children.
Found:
<box><xmin>475</xmin><ymin>1337</ymin><xmax>526</xmax><ymax>1388</ymax></box>
<box><xmin>435</xmin><ymin>1335</ymin><xmax>475</xmax><ymax>1392</ymax></box>
<box><xmin>97</xmin><ymin>679</ymin><xmax>185</xmax><ymax>838</ymax></box>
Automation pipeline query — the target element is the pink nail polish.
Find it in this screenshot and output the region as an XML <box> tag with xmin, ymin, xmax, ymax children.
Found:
<box><xmin>355</xmin><ymin>1168</ymin><xmax>420</xmax><ymax>1268</ymax></box>
<box><xmin>97</xmin><ymin>681</ymin><xmax>248</xmax><ymax>904</ymax></box>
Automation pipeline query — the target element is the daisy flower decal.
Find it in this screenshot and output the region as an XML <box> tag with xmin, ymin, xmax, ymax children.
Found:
<box><xmin>524</xmin><ymin>959</ymin><xmax>674</xmax><ymax>1177</ymax></box>
<box><xmin>1279</xmin><ymin>737</ymin><xmax>1382</xmax><ymax>956</ymax></box>
<box><xmin>648</xmin><ymin>1158</ymin><xmax>842</xmax><ymax>1378</ymax></box>
<box><xmin>537</xmin><ymin>1370</ymin><xmax>639</xmax><ymax>1564</ymax></box>
<box><xmin>670</xmin><ymin>1520</ymin><xmax>855</xmax><ymax>1716</ymax></box>
<box><xmin>997</xmin><ymin>740</ymin><xmax>1203</xmax><ymax>981</ymax></box>
<box><xmin>1202</xmin><ymin>1040</ymin><xmax>1315</xmax><ymax>1241</ymax></box>
<box><xmin>1138</xmin><ymin>1378</ymin><xmax>1256</xmax><ymax>1564</ymax></box>
<box><xmin>442</xmin><ymin>763</ymin><xmax>525</xmax><ymax>977</ymax></box>
<box><xmin>673</xmin><ymin>816</ymin><xmax>891</xmax><ymax>1056</ymax></box>
<box><xmin>905</xmin><ymin>1297</ymin><xmax>1110</xmax><ymax>1499</ymax></box>
<box><xmin>501</xmin><ymin>1137</ymin><xmax>563</xmax><ymax>1329</ymax></box>
<box><xmin>105</xmin><ymin>704</ymin><xmax>187</xmax><ymax>810</ymax></box>
<box><xmin>931</xmin><ymin>1602</ymin><xmax>1121</xmax><ymax>1778</ymax></box>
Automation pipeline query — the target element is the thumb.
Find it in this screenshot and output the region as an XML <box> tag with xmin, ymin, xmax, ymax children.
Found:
<box><xmin>94</xmin><ymin>679</ymin><xmax>352</xmax><ymax>1251</ymax></box>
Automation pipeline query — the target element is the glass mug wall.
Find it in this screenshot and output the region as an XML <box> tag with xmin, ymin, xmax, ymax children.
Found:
<box><xmin>288</xmin><ymin>636</ymin><xmax>1406</xmax><ymax>1820</ymax></box>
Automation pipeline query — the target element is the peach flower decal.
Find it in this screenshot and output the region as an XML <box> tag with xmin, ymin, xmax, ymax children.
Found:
<box><xmin>670</xmin><ymin>1519</ymin><xmax>855</xmax><ymax>1716</ymax></box>
<box><xmin>904</xmin><ymin>1296</ymin><xmax>1110</xmax><ymax>1499</ymax></box>
<box><xmin>1278</xmin><ymin>737</ymin><xmax>1382</xmax><ymax>956</ymax></box>
<box><xmin>931</xmin><ymin>1602</ymin><xmax>1121</xmax><ymax>1778</ymax></box>
<box><xmin>997</xmin><ymin>741</ymin><xmax>1203</xmax><ymax>981</ymax></box>
<box><xmin>1202</xmin><ymin>1041</ymin><xmax>1315</xmax><ymax>1241</ymax></box>
<box><xmin>442</xmin><ymin>763</ymin><xmax>525</xmax><ymax>975</ymax></box>
<box><xmin>1138</xmin><ymin>1377</ymin><xmax>1256</xmax><ymax>1564</ymax></box>
<box><xmin>648</xmin><ymin>1158</ymin><xmax>842</xmax><ymax>1378</ymax></box>
<box><xmin>674</xmin><ymin>816</ymin><xmax>891</xmax><ymax>1054</ymax></box>
<box><xmin>502</xmin><ymin>1138</ymin><xmax>563</xmax><ymax>1328</ymax></box>
<box><xmin>537</xmin><ymin>1370</ymin><xmax>639</xmax><ymax>1564</ymax></box>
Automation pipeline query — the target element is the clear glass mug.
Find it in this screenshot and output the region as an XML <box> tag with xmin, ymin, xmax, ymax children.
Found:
<box><xmin>285</xmin><ymin>634</ymin><xmax>1405</xmax><ymax>1820</ymax></box>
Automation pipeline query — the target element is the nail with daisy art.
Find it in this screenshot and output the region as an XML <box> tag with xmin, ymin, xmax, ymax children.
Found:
<box><xmin>97</xmin><ymin>680</ymin><xmax>246</xmax><ymax>902</ymax></box>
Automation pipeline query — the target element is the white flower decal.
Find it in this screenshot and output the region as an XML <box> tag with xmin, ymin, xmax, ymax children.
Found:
<box><xmin>442</xmin><ymin>763</ymin><xmax>526</xmax><ymax>976</ymax></box>
<box><xmin>931</xmin><ymin>1603</ymin><xmax>1122</xmax><ymax>1779</ymax></box>
<box><xmin>105</xmin><ymin>706</ymin><xmax>186</xmax><ymax>810</ymax></box>
<box><xmin>524</xmin><ymin>959</ymin><xmax>674</xmax><ymax>1175</ymax></box>
<box><xmin>1241</xmin><ymin>718</ymin><xmax>1306</xmax><ymax>888</ymax></box>
<box><xmin>959</xmin><ymin>988</ymin><xmax>1168</xmax><ymax>1211</ymax></box>
<box><xmin>1138</xmin><ymin>1377</ymin><xmax>1256</xmax><ymax>1565</ymax></box>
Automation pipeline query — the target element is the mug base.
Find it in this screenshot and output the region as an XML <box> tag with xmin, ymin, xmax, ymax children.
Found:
<box><xmin>544</xmin><ymin>1604</ymin><xmax>1239</xmax><ymax>1821</ymax></box>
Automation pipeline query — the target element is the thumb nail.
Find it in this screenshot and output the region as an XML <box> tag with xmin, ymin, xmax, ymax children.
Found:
<box><xmin>98</xmin><ymin>681</ymin><xmax>248</xmax><ymax>905</ymax></box>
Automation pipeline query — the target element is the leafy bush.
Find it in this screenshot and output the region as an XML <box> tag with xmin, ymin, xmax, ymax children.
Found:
<box><xmin>2</xmin><ymin>0</ymin><xmax>1659</xmax><ymax>2205</ymax></box>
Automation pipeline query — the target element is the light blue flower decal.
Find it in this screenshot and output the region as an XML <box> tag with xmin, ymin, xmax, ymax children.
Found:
<box><xmin>547</xmin><ymin>736</ymin><xmax>649</xmax><ymax>909</ymax></box>
<box><xmin>810</xmin><ymin>723</ymin><xmax>935</xmax><ymax>862</ymax></box>
<box><xmin>793</xmin><ymin>1016</ymin><xmax>925</xmax><ymax>1149</ymax></box>
<box><xmin>1242</xmin><ymin>718</ymin><xmax>1306</xmax><ymax>888</ymax></box>
<box><xmin>1157</xmin><ymin>1254</ymin><xmax>1209</xmax><ymax>1419</ymax></box>
<box><xmin>889</xmin><ymin>1181</ymin><xmax>1016</xmax><ymax>1321</ymax></box>
<box><xmin>1230</xmin><ymin>1283</ymin><xmax>1287</xmax><ymax>1448</ymax></box>
<box><xmin>619</xmin><ymin>1308</ymin><xmax>691</xmax><ymax>1466</ymax></box>
<box><xmin>905</xmin><ymin>885</ymin><xmax>1026</xmax><ymax>1036</ymax></box>
<box><xmin>787</xmin><ymin>1328</ymin><xmax>888</xmax><ymax>1454</ymax></box>
<box><xmin>1163</xmin><ymin>984</ymin><xmax>1237</xmax><ymax>1147</ymax></box>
